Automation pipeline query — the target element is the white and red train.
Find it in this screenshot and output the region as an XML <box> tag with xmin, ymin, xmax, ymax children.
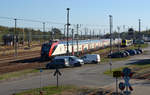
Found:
<box><xmin>41</xmin><ymin>39</ymin><xmax>121</xmax><ymax>58</ymax></box>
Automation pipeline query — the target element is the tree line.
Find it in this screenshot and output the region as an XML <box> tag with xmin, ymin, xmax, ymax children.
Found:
<box><xmin>0</xmin><ymin>25</ymin><xmax>150</xmax><ymax>44</ymax></box>
<box><xmin>0</xmin><ymin>25</ymin><xmax>63</xmax><ymax>43</ymax></box>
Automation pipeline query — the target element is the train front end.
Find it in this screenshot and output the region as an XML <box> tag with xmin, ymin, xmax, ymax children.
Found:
<box><xmin>41</xmin><ymin>40</ymin><xmax>59</xmax><ymax>59</ymax></box>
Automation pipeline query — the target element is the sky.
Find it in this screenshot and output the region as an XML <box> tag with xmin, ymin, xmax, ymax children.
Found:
<box><xmin>0</xmin><ymin>0</ymin><xmax>150</xmax><ymax>34</ymax></box>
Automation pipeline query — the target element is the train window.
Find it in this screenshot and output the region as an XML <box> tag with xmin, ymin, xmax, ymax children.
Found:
<box><xmin>122</xmin><ymin>40</ymin><xmax>126</xmax><ymax>43</ymax></box>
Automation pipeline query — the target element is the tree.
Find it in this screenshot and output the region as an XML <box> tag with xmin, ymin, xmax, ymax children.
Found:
<box><xmin>128</xmin><ymin>28</ymin><xmax>134</xmax><ymax>39</ymax></box>
<box><xmin>51</xmin><ymin>28</ymin><xmax>62</xmax><ymax>39</ymax></box>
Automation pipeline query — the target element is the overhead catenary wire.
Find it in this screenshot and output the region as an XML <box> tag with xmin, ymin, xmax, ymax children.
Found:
<box><xmin>0</xmin><ymin>16</ymin><xmax>141</xmax><ymax>35</ymax></box>
<box><xmin>0</xmin><ymin>16</ymin><xmax>113</xmax><ymax>28</ymax></box>
<box><xmin>0</xmin><ymin>16</ymin><xmax>65</xmax><ymax>25</ymax></box>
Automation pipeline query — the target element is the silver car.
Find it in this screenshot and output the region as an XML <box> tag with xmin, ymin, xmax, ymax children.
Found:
<box><xmin>54</xmin><ymin>56</ymin><xmax>84</xmax><ymax>67</ymax></box>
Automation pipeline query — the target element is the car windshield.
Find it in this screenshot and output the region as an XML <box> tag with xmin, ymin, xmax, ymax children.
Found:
<box><xmin>71</xmin><ymin>56</ymin><xmax>79</xmax><ymax>59</ymax></box>
<box><xmin>53</xmin><ymin>59</ymin><xmax>64</xmax><ymax>63</ymax></box>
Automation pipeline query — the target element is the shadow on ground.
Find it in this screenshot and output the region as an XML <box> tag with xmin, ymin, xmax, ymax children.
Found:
<box><xmin>126</xmin><ymin>59</ymin><xmax>150</xmax><ymax>66</ymax></box>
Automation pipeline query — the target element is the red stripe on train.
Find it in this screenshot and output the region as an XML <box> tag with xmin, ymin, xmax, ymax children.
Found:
<box><xmin>49</xmin><ymin>42</ymin><xmax>59</xmax><ymax>57</ymax></box>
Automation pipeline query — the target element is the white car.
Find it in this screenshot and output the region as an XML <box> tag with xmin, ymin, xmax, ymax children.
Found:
<box><xmin>54</xmin><ymin>56</ymin><xmax>84</xmax><ymax>67</ymax></box>
<box><xmin>81</xmin><ymin>54</ymin><xmax>100</xmax><ymax>64</ymax></box>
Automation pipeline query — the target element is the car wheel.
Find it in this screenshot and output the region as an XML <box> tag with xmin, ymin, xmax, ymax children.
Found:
<box><xmin>74</xmin><ymin>63</ymin><xmax>81</xmax><ymax>67</ymax></box>
<box><xmin>92</xmin><ymin>61</ymin><xmax>97</xmax><ymax>64</ymax></box>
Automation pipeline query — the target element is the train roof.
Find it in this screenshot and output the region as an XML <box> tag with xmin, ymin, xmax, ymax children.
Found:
<box><xmin>58</xmin><ymin>39</ymin><xmax>110</xmax><ymax>45</ymax></box>
<box><xmin>42</xmin><ymin>38</ymin><xmax>120</xmax><ymax>46</ymax></box>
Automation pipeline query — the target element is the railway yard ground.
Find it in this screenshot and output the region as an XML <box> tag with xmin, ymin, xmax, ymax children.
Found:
<box><xmin>0</xmin><ymin>43</ymin><xmax>150</xmax><ymax>95</ymax></box>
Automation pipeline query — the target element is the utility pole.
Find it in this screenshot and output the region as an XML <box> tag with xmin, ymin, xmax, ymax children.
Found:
<box><xmin>43</xmin><ymin>22</ymin><xmax>45</xmax><ymax>42</ymax></box>
<box><xmin>109</xmin><ymin>15</ymin><xmax>113</xmax><ymax>72</ymax></box>
<box><xmin>22</xmin><ymin>28</ymin><xmax>24</xmax><ymax>46</ymax></box>
<box><xmin>64</xmin><ymin>24</ymin><xmax>66</xmax><ymax>40</ymax></box>
<box><xmin>14</xmin><ymin>18</ymin><xmax>17</xmax><ymax>57</ymax></box>
<box><xmin>109</xmin><ymin>15</ymin><xmax>113</xmax><ymax>54</ymax></box>
<box><xmin>84</xmin><ymin>28</ymin><xmax>87</xmax><ymax>40</ymax></box>
<box><xmin>76</xmin><ymin>24</ymin><xmax>79</xmax><ymax>56</ymax></box>
<box><xmin>51</xmin><ymin>27</ymin><xmax>54</xmax><ymax>40</ymax></box>
<box><xmin>117</xmin><ymin>26</ymin><xmax>120</xmax><ymax>52</ymax></box>
<box><xmin>86</xmin><ymin>28</ymin><xmax>88</xmax><ymax>40</ymax></box>
<box><xmin>81</xmin><ymin>30</ymin><xmax>82</xmax><ymax>40</ymax></box>
<box><xmin>90</xmin><ymin>29</ymin><xmax>92</xmax><ymax>40</ymax></box>
<box><xmin>28</xmin><ymin>30</ymin><xmax>31</xmax><ymax>48</ymax></box>
<box><xmin>138</xmin><ymin>19</ymin><xmax>141</xmax><ymax>49</ymax></box>
<box><xmin>93</xmin><ymin>29</ymin><xmax>94</xmax><ymax>39</ymax></box>
<box><xmin>66</xmin><ymin>8</ymin><xmax>70</xmax><ymax>55</ymax></box>
<box><xmin>99</xmin><ymin>29</ymin><xmax>101</xmax><ymax>39</ymax></box>
<box><xmin>104</xmin><ymin>29</ymin><xmax>105</xmax><ymax>38</ymax></box>
<box><xmin>30</xmin><ymin>29</ymin><xmax>32</xmax><ymax>46</ymax></box>
<box><xmin>123</xmin><ymin>25</ymin><xmax>125</xmax><ymax>32</ymax></box>
<box><xmin>72</xmin><ymin>29</ymin><xmax>74</xmax><ymax>56</ymax></box>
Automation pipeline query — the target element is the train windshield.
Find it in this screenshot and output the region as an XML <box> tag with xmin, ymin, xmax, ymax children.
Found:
<box><xmin>42</xmin><ymin>43</ymin><xmax>51</xmax><ymax>52</ymax></box>
<box><xmin>122</xmin><ymin>40</ymin><xmax>126</xmax><ymax>43</ymax></box>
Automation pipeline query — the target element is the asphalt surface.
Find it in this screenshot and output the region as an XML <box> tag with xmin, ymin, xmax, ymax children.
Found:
<box><xmin>0</xmin><ymin>43</ymin><xmax>150</xmax><ymax>95</ymax></box>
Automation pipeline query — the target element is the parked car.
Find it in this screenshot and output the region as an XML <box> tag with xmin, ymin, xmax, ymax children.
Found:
<box><xmin>54</xmin><ymin>56</ymin><xmax>84</xmax><ymax>67</ymax></box>
<box><xmin>134</xmin><ymin>49</ymin><xmax>141</xmax><ymax>54</ymax></box>
<box><xmin>108</xmin><ymin>51</ymin><xmax>126</xmax><ymax>58</ymax></box>
<box><xmin>135</xmin><ymin>49</ymin><xmax>143</xmax><ymax>53</ymax></box>
<box><xmin>123</xmin><ymin>51</ymin><xmax>130</xmax><ymax>56</ymax></box>
<box><xmin>125</xmin><ymin>49</ymin><xmax>136</xmax><ymax>56</ymax></box>
<box><xmin>46</xmin><ymin>58</ymin><xmax>69</xmax><ymax>69</ymax></box>
<box><xmin>133</xmin><ymin>40</ymin><xmax>144</xmax><ymax>44</ymax></box>
<box><xmin>81</xmin><ymin>54</ymin><xmax>101</xmax><ymax>64</ymax></box>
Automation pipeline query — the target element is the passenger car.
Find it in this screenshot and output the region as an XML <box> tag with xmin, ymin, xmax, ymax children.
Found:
<box><xmin>125</xmin><ymin>50</ymin><xmax>136</xmax><ymax>56</ymax></box>
<box><xmin>54</xmin><ymin>56</ymin><xmax>84</xmax><ymax>67</ymax></box>
<box><xmin>46</xmin><ymin>58</ymin><xmax>69</xmax><ymax>69</ymax></box>
<box><xmin>108</xmin><ymin>52</ymin><xmax>126</xmax><ymax>58</ymax></box>
<box><xmin>81</xmin><ymin>54</ymin><xmax>100</xmax><ymax>64</ymax></box>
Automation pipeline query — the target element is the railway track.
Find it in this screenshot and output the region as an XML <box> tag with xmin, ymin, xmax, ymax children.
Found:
<box><xmin>0</xmin><ymin>44</ymin><xmax>41</xmax><ymax>51</ymax></box>
<box><xmin>0</xmin><ymin>45</ymin><xmax>136</xmax><ymax>74</ymax></box>
<box><xmin>0</xmin><ymin>49</ymin><xmax>48</xmax><ymax>74</ymax></box>
<box><xmin>0</xmin><ymin>51</ymin><xmax>41</xmax><ymax>64</ymax></box>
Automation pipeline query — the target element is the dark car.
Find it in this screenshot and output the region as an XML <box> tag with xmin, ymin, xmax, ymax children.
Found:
<box><xmin>125</xmin><ymin>50</ymin><xmax>136</xmax><ymax>56</ymax></box>
<box><xmin>135</xmin><ymin>49</ymin><xmax>143</xmax><ymax>53</ymax></box>
<box><xmin>134</xmin><ymin>49</ymin><xmax>141</xmax><ymax>54</ymax></box>
<box><xmin>123</xmin><ymin>51</ymin><xmax>130</xmax><ymax>56</ymax></box>
<box><xmin>108</xmin><ymin>51</ymin><xmax>126</xmax><ymax>58</ymax></box>
<box><xmin>46</xmin><ymin>59</ymin><xmax>68</xmax><ymax>69</ymax></box>
<box><xmin>133</xmin><ymin>40</ymin><xmax>144</xmax><ymax>44</ymax></box>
